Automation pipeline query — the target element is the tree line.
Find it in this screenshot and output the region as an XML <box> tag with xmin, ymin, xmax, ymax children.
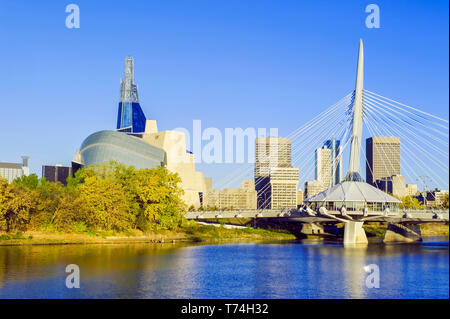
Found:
<box><xmin>0</xmin><ymin>162</ymin><xmax>188</xmax><ymax>233</ymax></box>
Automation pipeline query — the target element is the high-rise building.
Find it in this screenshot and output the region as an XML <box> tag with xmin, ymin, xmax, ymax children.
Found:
<box><xmin>269</xmin><ymin>167</ymin><xmax>299</xmax><ymax>208</ymax></box>
<box><xmin>116</xmin><ymin>57</ymin><xmax>147</xmax><ymax>133</ymax></box>
<box><xmin>315</xmin><ymin>146</ymin><xmax>332</xmax><ymax>189</ymax></box>
<box><xmin>366</xmin><ymin>136</ymin><xmax>401</xmax><ymax>185</ymax></box>
<box><xmin>304</xmin><ymin>180</ymin><xmax>325</xmax><ymax>199</ymax></box>
<box><xmin>254</xmin><ymin>137</ymin><xmax>298</xmax><ymax>209</ymax></box>
<box><xmin>304</xmin><ymin>139</ymin><xmax>342</xmax><ymax>199</ymax></box>
<box><xmin>0</xmin><ymin>156</ymin><xmax>29</xmax><ymax>183</ymax></box>
<box><xmin>255</xmin><ymin>137</ymin><xmax>291</xmax><ymax>178</ymax></box>
<box><xmin>42</xmin><ymin>165</ymin><xmax>73</xmax><ymax>185</ymax></box>
<box><xmin>323</xmin><ymin>138</ymin><xmax>342</xmax><ymax>185</ymax></box>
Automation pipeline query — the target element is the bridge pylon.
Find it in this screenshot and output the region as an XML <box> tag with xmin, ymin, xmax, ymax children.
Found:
<box><xmin>343</xmin><ymin>221</ymin><xmax>368</xmax><ymax>246</ymax></box>
<box><xmin>383</xmin><ymin>223</ymin><xmax>422</xmax><ymax>242</ymax></box>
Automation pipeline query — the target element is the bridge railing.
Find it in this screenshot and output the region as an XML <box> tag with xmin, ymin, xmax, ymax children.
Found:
<box><xmin>185</xmin><ymin>208</ymin><xmax>449</xmax><ymax>220</ymax></box>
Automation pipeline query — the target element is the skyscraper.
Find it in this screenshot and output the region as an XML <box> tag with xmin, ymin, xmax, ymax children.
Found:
<box><xmin>116</xmin><ymin>57</ymin><xmax>147</xmax><ymax>133</ymax></box>
<box><xmin>366</xmin><ymin>136</ymin><xmax>401</xmax><ymax>185</ymax></box>
<box><xmin>255</xmin><ymin>137</ymin><xmax>298</xmax><ymax>209</ymax></box>
<box><xmin>304</xmin><ymin>139</ymin><xmax>342</xmax><ymax>199</ymax></box>
<box><xmin>324</xmin><ymin>138</ymin><xmax>342</xmax><ymax>185</ymax></box>
<box><xmin>255</xmin><ymin>137</ymin><xmax>291</xmax><ymax>177</ymax></box>
<box><xmin>315</xmin><ymin>146</ymin><xmax>332</xmax><ymax>189</ymax></box>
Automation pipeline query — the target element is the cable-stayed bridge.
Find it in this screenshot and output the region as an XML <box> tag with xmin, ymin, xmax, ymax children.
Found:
<box><xmin>188</xmin><ymin>39</ymin><xmax>449</xmax><ymax>245</ymax></box>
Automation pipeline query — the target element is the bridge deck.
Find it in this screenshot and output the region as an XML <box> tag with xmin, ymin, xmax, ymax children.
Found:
<box><xmin>185</xmin><ymin>209</ymin><xmax>449</xmax><ymax>224</ymax></box>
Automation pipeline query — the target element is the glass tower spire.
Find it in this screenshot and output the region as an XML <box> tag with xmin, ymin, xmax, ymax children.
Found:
<box><xmin>116</xmin><ymin>57</ymin><xmax>147</xmax><ymax>133</ymax></box>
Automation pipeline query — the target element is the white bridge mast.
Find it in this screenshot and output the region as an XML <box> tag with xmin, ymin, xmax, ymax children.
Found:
<box><xmin>346</xmin><ymin>39</ymin><xmax>364</xmax><ymax>181</ymax></box>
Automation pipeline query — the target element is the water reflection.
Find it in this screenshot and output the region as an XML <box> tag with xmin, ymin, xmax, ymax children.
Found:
<box><xmin>0</xmin><ymin>240</ymin><xmax>448</xmax><ymax>299</ymax></box>
<box><xmin>342</xmin><ymin>246</ymin><xmax>368</xmax><ymax>298</ymax></box>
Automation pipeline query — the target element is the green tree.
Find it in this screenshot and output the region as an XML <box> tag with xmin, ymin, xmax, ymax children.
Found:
<box><xmin>1</xmin><ymin>161</ymin><xmax>188</xmax><ymax>234</ymax></box>
<box><xmin>397</xmin><ymin>195</ymin><xmax>424</xmax><ymax>209</ymax></box>
<box><xmin>79</xmin><ymin>174</ymin><xmax>134</xmax><ymax>232</ymax></box>
<box><xmin>0</xmin><ymin>180</ymin><xmax>35</xmax><ymax>232</ymax></box>
<box><xmin>132</xmin><ymin>166</ymin><xmax>186</xmax><ymax>231</ymax></box>
<box><xmin>31</xmin><ymin>179</ymin><xmax>65</xmax><ymax>230</ymax></box>
<box><xmin>13</xmin><ymin>174</ymin><xmax>40</xmax><ymax>190</ymax></box>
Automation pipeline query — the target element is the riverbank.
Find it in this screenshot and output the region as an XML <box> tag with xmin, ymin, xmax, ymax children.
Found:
<box><xmin>1</xmin><ymin>222</ymin><xmax>447</xmax><ymax>246</ymax></box>
<box><xmin>363</xmin><ymin>222</ymin><xmax>449</xmax><ymax>238</ymax></box>
<box><xmin>0</xmin><ymin>224</ymin><xmax>296</xmax><ymax>246</ymax></box>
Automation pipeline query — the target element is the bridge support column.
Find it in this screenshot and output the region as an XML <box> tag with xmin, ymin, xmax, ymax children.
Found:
<box><xmin>383</xmin><ymin>223</ymin><xmax>422</xmax><ymax>243</ymax></box>
<box><xmin>343</xmin><ymin>221</ymin><xmax>368</xmax><ymax>245</ymax></box>
<box><xmin>300</xmin><ymin>223</ymin><xmax>325</xmax><ymax>235</ymax></box>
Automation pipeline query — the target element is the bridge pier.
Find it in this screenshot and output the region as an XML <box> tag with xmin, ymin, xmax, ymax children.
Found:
<box><xmin>383</xmin><ymin>223</ymin><xmax>422</xmax><ymax>243</ymax></box>
<box><xmin>300</xmin><ymin>223</ymin><xmax>325</xmax><ymax>235</ymax></box>
<box><xmin>343</xmin><ymin>221</ymin><xmax>368</xmax><ymax>245</ymax></box>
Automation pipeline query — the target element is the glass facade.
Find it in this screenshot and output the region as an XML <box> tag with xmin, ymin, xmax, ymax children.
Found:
<box><xmin>309</xmin><ymin>201</ymin><xmax>398</xmax><ymax>212</ymax></box>
<box><xmin>324</xmin><ymin>138</ymin><xmax>342</xmax><ymax>185</ymax></box>
<box><xmin>116</xmin><ymin>57</ymin><xmax>147</xmax><ymax>133</ymax></box>
<box><xmin>80</xmin><ymin>130</ymin><xmax>167</xmax><ymax>170</ymax></box>
<box><xmin>116</xmin><ymin>102</ymin><xmax>146</xmax><ymax>133</ymax></box>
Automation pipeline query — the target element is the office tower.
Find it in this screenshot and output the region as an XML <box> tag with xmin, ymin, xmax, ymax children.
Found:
<box><xmin>323</xmin><ymin>138</ymin><xmax>342</xmax><ymax>185</ymax></box>
<box><xmin>42</xmin><ymin>165</ymin><xmax>73</xmax><ymax>186</ymax></box>
<box><xmin>269</xmin><ymin>167</ymin><xmax>299</xmax><ymax>208</ymax></box>
<box><xmin>297</xmin><ymin>189</ymin><xmax>304</xmax><ymax>206</ymax></box>
<box><xmin>366</xmin><ymin>136</ymin><xmax>401</xmax><ymax>185</ymax></box>
<box><xmin>375</xmin><ymin>174</ymin><xmax>406</xmax><ymax>198</ymax></box>
<box><xmin>304</xmin><ymin>180</ymin><xmax>325</xmax><ymax>199</ymax></box>
<box><xmin>116</xmin><ymin>57</ymin><xmax>147</xmax><ymax>133</ymax></box>
<box><xmin>254</xmin><ymin>137</ymin><xmax>298</xmax><ymax>209</ymax></box>
<box><xmin>0</xmin><ymin>156</ymin><xmax>30</xmax><ymax>183</ymax></box>
<box><xmin>303</xmin><ymin>139</ymin><xmax>342</xmax><ymax>200</ymax></box>
<box><xmin>405</xmin><ymin>184</ymin><xmax>418</xmax><ymax>196</ymax></box>
<box><xmin>315</xmin><ymin>146</ymin><xmax>332</xmax><ymax>189</ymax></box>
<box><xmin>203</xmin><ymin>180</ymin><xmax>257</xmax><ymax>210</ymax></box>
<box><xmin>255</xmin><ymin>137</ymin><xmax>291</xmax><ymax>177</ymax></box>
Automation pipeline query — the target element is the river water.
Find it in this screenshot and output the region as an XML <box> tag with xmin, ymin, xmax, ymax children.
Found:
<box><xmin>0</xmin><ymin>238</ymin><xmax>448</xmax><ymax>299</ymax></box>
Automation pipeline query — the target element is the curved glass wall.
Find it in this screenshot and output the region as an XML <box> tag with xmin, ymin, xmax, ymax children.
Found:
<box><xmin>80</xmin><ymin>130</ymin><xmax>167</xmax><ymax>169</ymax></box>
<box><xmin>309</xmin><ymin>201</ymin><xmax>398</xmax><ymax>212</ymax></box>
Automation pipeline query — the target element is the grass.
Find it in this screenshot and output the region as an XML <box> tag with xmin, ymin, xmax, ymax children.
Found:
<box><xmin>182</xmin><ymin>224</ymin><xmax>296</xmax><ymax>242</ymax></box>
<box><xmin>420</xmin><ymin>223</ymin><xmax>449</xmax><ymax>237</ymax></box>
<box><xmin>0</xmin><ymin>231</ymin><xmax>30</xmax><ymax>241</ymax></box>
<box><xmin>363</xmin><ymin>223</ymin><xmax>388</xmax><ymax>237</ymax></box>
<box><xmin>0</xmin><ymin>223</ymin><xmax>296</xmax><ymax>246</ymax></box>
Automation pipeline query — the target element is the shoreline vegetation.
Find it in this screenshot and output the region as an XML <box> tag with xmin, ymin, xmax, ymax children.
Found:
<box><xmin>0</xmin><ymin>162</ymin><xmax>297</xmax><ymax>246</ymax></box>
<box><xmin>1</xmin><ymin>223</ymin><xmax>447</xmax><ymax>247</ymax></box>
<box><xmin>0</xmin><ymin>226</ymin><xmax>297</xmax><ymax>246</ymax></box>
<box><xmin>1</xmin><ymin>162</ymin><xmax>448</xmax><ymax>247</ymax></box>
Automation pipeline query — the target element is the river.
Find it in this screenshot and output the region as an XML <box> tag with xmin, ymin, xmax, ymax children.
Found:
<box><xmin>0</xmin><ymin>238</ymin><xmax>448</xmax><ymax>299</ymax></box>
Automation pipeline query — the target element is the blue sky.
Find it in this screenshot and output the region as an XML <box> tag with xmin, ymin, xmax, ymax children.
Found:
<box><xmin>0</xmin><ymin>0</ymin><xmax>448</xmax><ymax>189</ymax></box>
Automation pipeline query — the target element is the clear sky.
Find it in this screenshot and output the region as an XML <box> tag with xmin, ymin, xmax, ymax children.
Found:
<box><xmin>0</xmin><ymin>0</ymin><xmax>448</xmax><ymax>188</ymax></box>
